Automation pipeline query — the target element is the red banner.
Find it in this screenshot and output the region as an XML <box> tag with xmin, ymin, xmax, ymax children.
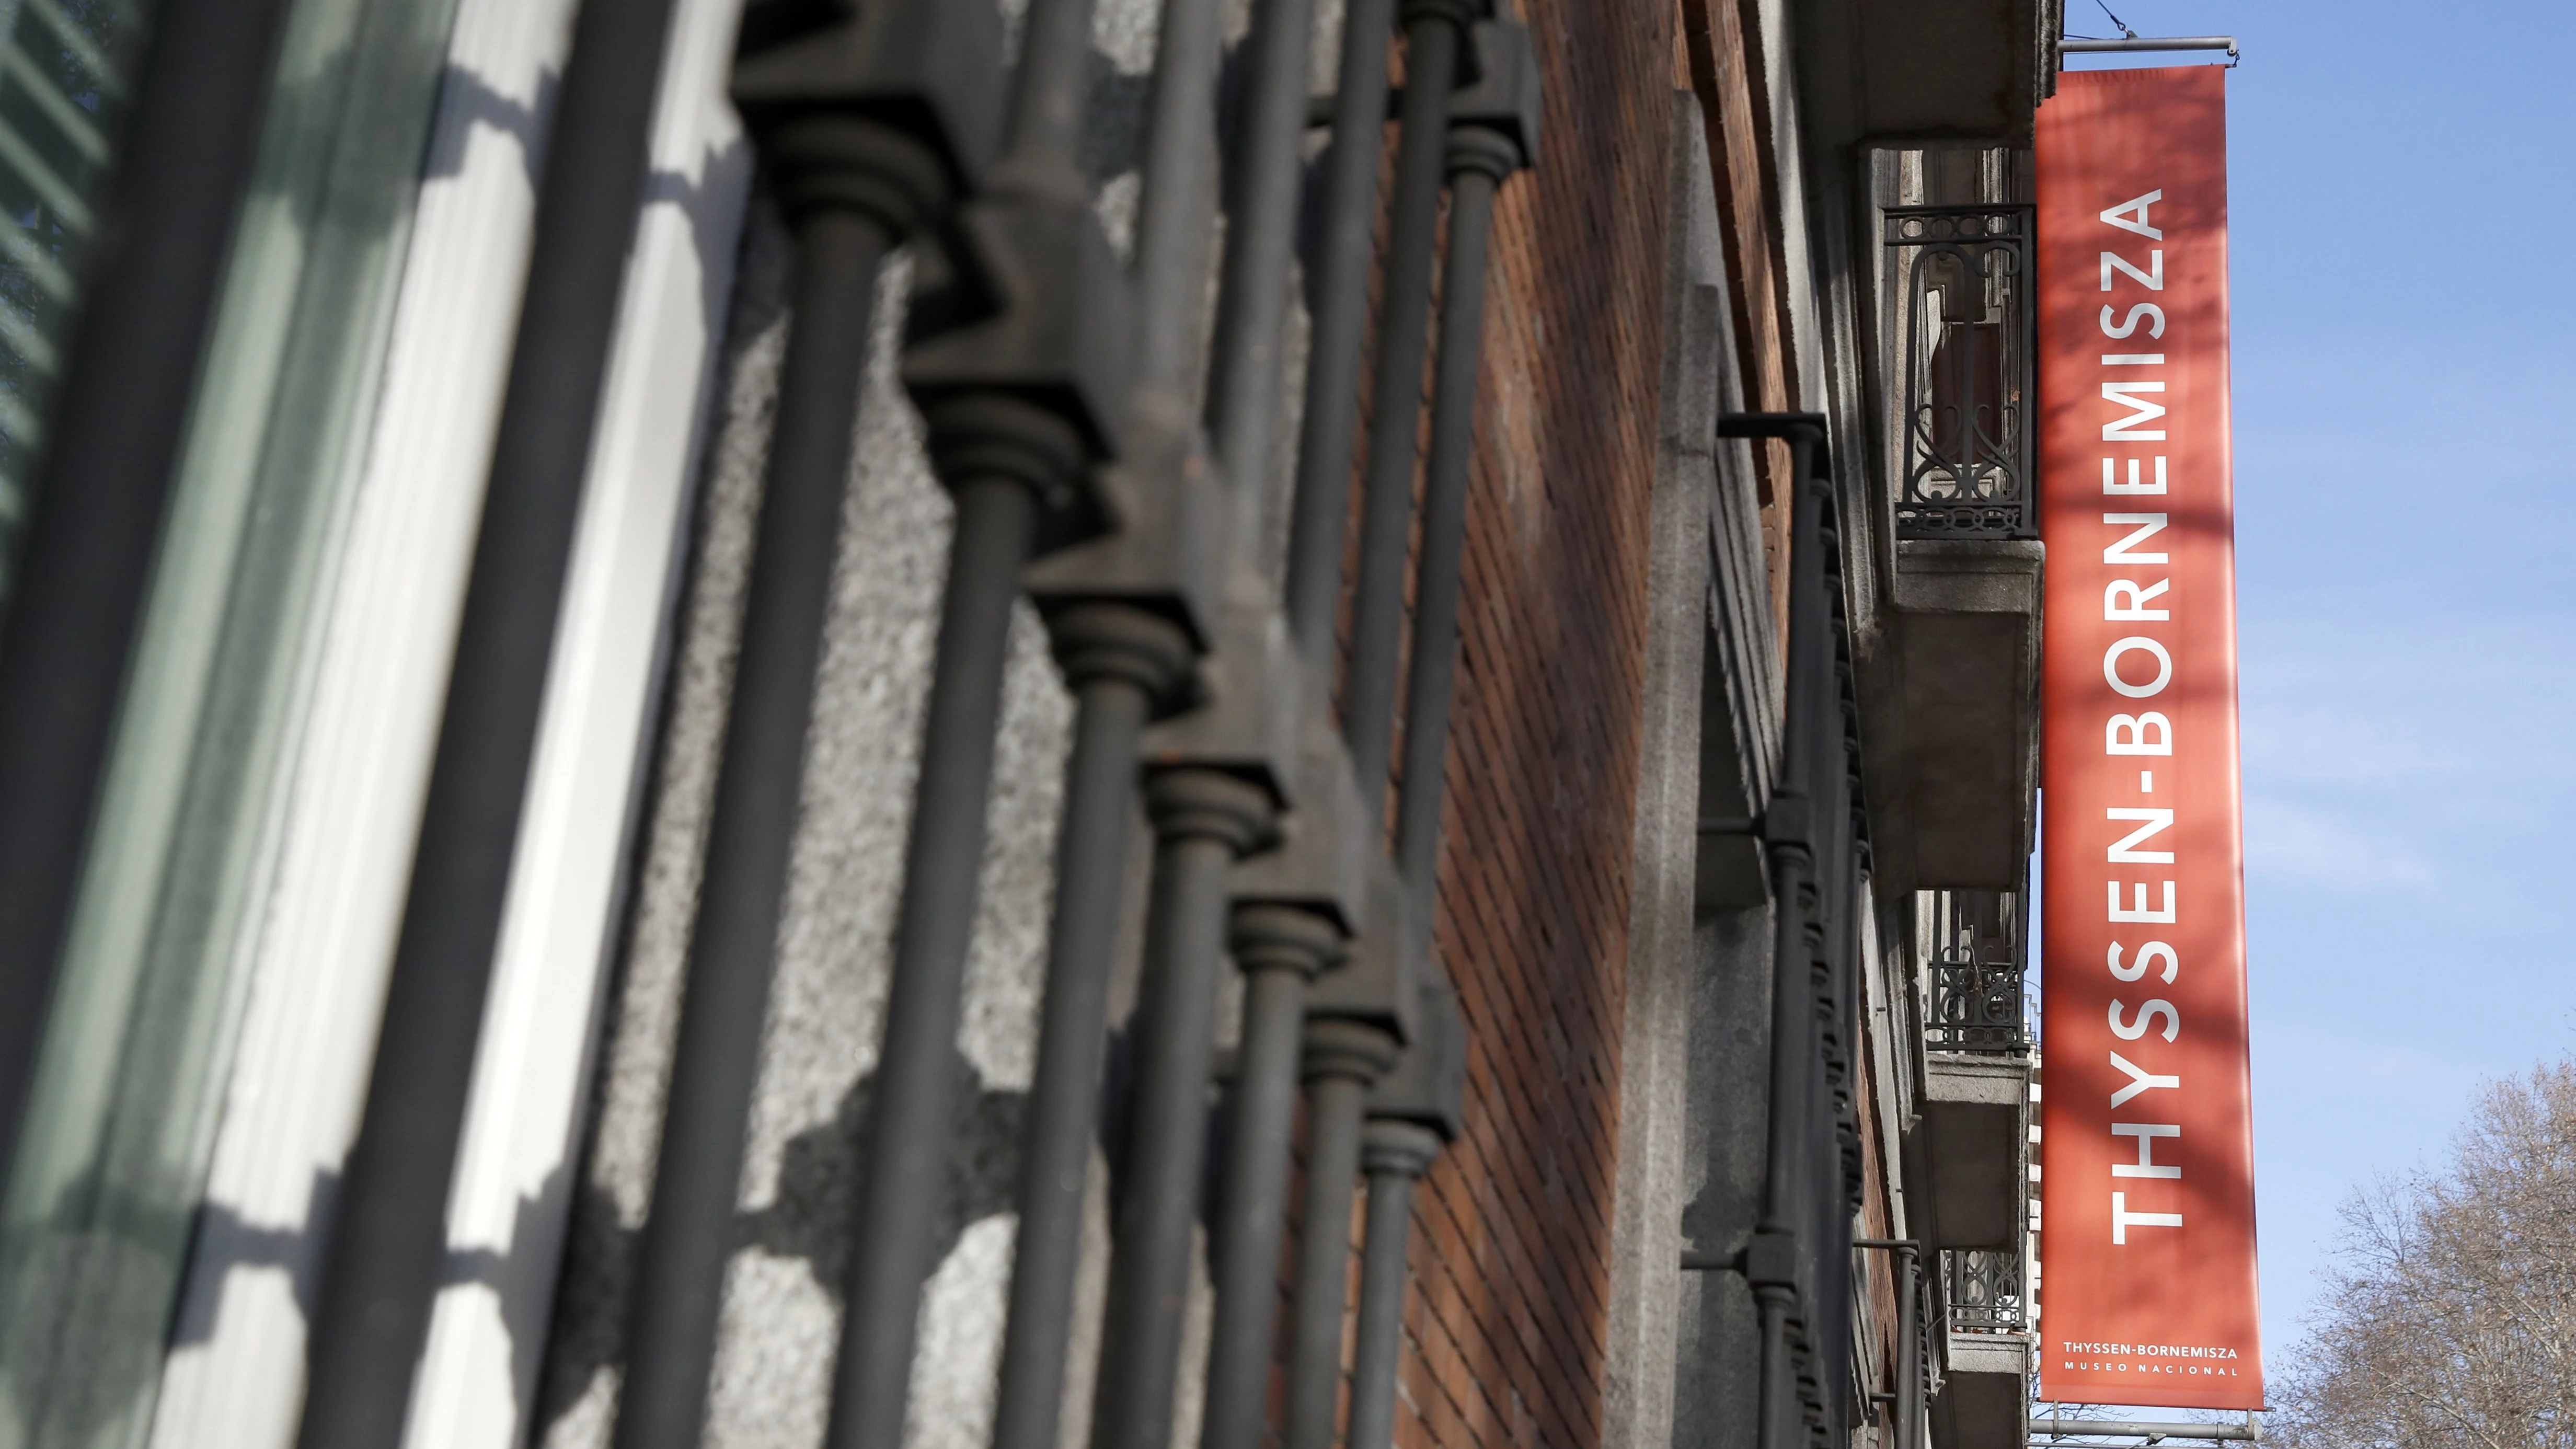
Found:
<box><xmin>2037</xmin><ymin>66</ymin><xmax>2263</xmax><ymax>1411</ymax></box>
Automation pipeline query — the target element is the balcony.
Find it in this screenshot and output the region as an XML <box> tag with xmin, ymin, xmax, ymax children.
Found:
<box><xmin>1793</xmin><ymin>0</ymin><xmax>2060</xmax><ymax>149</ymax></box>
<box><xmin>1889</xmin><ymin>205</ymin><xmax>2033</xmax><ymax>544</ymax></box>
<box><xmin>1937</xmin><ymin>1249</ymin><xmax>2034</xmax><ymax>1449</ymax></box>
<box><xmin>1946</xmin><ymin>1247</ymin><xmax>2026</xmax><ymax>1333</ymax></box>
<box><xmin>1914</xmin><ymin>894</ymin><xmax>2032</xmax><ymax>1448</ymax></box>
<box><xmin>1927</xmin><ymin>948</ymin><xmax>2025</xmax><ymax>1054</ymax></box>
<box><xmin>1856</xmin><ymin>190</ymin><xmax>2042</xmax><ymax>896</ymax></box>
<box><xmin>1913</xmin><ymin>891</ymin><xmax>2028</xmax><ymax>1251</ymax></box>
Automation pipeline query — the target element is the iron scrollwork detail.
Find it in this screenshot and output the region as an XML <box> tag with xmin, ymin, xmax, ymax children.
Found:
<box><xmin>1923</xmin><ymin>888</ymin><xmax>2027</xmax><ymax>1054</ymax></box>
<box><xmin>1945</xmin><ymin>1247</ymin><xmax>2027</xmax><ymax>1333</ymax></box>
<box><xmin>1930</xmin><ymin>952</ymin><xmax>2025</xmax><ymax>1053</ymax></box>
<box><xmin>1886</xmin><ymin>205</ymin><xmax>2035</xmax><ymax>540</ymax></box>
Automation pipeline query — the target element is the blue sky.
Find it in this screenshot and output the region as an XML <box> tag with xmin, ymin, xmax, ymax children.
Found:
<box><xmin>2057</xmin><ymin>1</ymin><xmax>2576</xmax><ymax>1378</ymax></box>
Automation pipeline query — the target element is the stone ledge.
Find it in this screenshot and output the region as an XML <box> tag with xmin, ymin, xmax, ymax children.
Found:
<box><xmin>1925</xmin><ymin>1052</ymin><xmax>2032</xmax><ymax>1106</ymax></box>
<box><xmin>1917</xmin><ymin>1052</ymin><xmax>2028</xmax><ymax>1247</ymax></box>
<box><xmin>1892</xmin><ymin>538</ymin><xmax>2045</xmax><ymax>615</ymax></box>
<box><xmin>1947</xmin><ymin>1330</ymin><xmax>2036</xmax><ymax>1377</ymax></box>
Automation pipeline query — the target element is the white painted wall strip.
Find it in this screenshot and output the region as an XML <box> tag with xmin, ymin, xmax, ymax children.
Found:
<box><xmin>402</xmin><ymin>0</ymin><xmax>749</xmax><ymax>1438</ymax></box>
<box><xmin>149</xmin><ymin>2</ymin><xmax>580</xmax><ymax>1444</ymax></box>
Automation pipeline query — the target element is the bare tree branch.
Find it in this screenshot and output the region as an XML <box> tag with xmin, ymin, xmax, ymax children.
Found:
<box><xmin>2272</xmin><ymin>1059</ymin><xmax>2576</xmax><ymax>1449</ymax></box>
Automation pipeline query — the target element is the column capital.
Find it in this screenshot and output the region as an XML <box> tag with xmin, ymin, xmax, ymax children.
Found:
<box><xmin>1229</xmin><ymin>904</ymin><xmax>1345</xmax><ymax>980</ymax></box>
<box><xmin>1046</xmin><ymin>603</ymin><xmax>1194</xmax><ymax>707</ymax></box>
<box><xmin>1360</xmin><ymin>1119</ymin><xmax>1444</xmax><ymax>1179</ymax></box>
<box><xmin>1144</xmin><ymin>768</ymin><xmax>1276</xmax><ymax>856</ymax></box>
<box><xmin>1302</xmin><ymin>1018</ymin><xmax>1401</xmax><ymax>1086</ymax></box>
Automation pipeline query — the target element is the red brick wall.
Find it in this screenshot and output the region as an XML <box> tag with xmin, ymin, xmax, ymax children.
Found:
<box><xmin>1393</xmin><ymin>3</ymin><xmax>1678</xmax><ymax>1444</ymax></box>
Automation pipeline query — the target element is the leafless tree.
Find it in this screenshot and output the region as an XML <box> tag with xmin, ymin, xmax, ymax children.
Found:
<box><xmin>2271</xmin><ymin>1058</ymin><xmax>2576</xmax><ymax>1449</ymax></box>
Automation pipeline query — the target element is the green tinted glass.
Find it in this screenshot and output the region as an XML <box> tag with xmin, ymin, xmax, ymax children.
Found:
<box><xmin>0</xmin><ymin>0</ymin><xmax>464</xmax><ymax>1440</ymax></box>
<box><xmin>0</xmin><ymin>0</ymin><xmax>153</xmax><ymax>616</ymax></box>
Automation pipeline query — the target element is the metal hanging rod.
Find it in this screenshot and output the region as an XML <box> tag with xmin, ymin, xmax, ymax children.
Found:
<box><xmin>2030</xmin><ymin>1417</ymin><xmax>2261</xmax><ymax>1443</ymax></box>
<box><xmin>2061</xmin><ymin>35</ymin><xmax>2239</xmax><ymax>61</ymax></box>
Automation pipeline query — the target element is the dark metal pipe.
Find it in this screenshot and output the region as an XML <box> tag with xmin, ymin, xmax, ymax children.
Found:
<box><xmin>295</xmin><ymin>0</ymin><xmax>684</xmax><ymax>1440</ymax></box>
<box><xmin>2058</xmin><ymin>35</ymin><xmax>2237</xmax><ymax>58</ymax></box>
<box><xmin>1343</xmin><ymin>1120</ymin><xmax>1441</xmax><ymax>1449</ymax></box>
<box><xmin>1339</xmin><ymin>6</ymin><xmax>1466</xmax><ymax>814</ymax></box>
<box><xmin>1719</xmin><ymin>427</ymin><xmax>1827</xmax><ymax>1224</ymax></box>
<box><xmin>1339</xmin><ymin>144</ymin><xmax>1518</xmax><ymax>1449</ymax></box>
<box><xmin>0</xmin><ymin>0</ymin><xmax>297</xmax><ymax>1203</ymax></box>
<box><xmin>1899</xmin><ymin>1247</ymin><xmax>1922</xmax><ymax>1449</ymax></box>
<box><xmin>615</xmin><ymin>204</ymin><xmax>904</xmax><ymax>1449</ymax></box>
<box><xmin>990</xmin><ymin>0</ymin><xmax>1228</xmax><ymax>1416</ymax></box>
<box><xmin>1755</xmin><ymin>1293</ymin><xmax>1799</xmax><ymax>1449</ymax></box>
<box><xmin>2031</xmin><ymin>1419</ymin><xmax>2261</xmax><ymax>1443</ymax></box>
<box><xmin>1714</xmin><ymin>418</ymin><xmax>1832</xmax><ymax>1449</ymax></box>
<box><xmin>988</xmin><ymin>609</ymin><xmax>1194</xmax><ymax>1449</ymax></box>
<box><xmin>821</xmin><ymin>0</ymin><xmax>1111</xmax><ymax>1434</ymax></box>
<box><xmin>1781</xmin><ymin>448</ymin><xmax>1838</xmax><ymax>1449</ymax></box>
<box><xmin>824</xmin><ymin>467</ymin><xmax>1044</xmax><ymax>1449</ymax></box>
<box><xmin>1087</xmin><ymin>770</ymin><xmax>1276</xmax><ymax>1449</ymax></box>
<box><xmin>1199</xmin><ymin>906</ymin><xmax>1343</xmax><ymax>1449</ymax></box>
<box><xmin>1279</xmin><ymin>0</ymin><xmax>1396</xmax><ymax>656</ymax></box>
<box><xmin>1389</xmin><ymin>140</ymin><xmax>1505</xmax><ymax>892</ymax></box>
<box><xmin>1751</xmin><ymin>830</ymin><xmax>1815</xmax><ymax>1449</ymax></box>
<box><xmin>993</xmin><ymin>0</ymin><xmax>1240</xmax><ymax>1424</ymax></box>
<box><xmin>1853</xmin><ymin>1239</ymin><xmax>1921</xmax><ymax>1449</ymax></box>
<box><xmin>1281</xmin><ymin>1021</ymin><xmax>1400</xmax><ymax>1449</ymax></box>
<box><xmin>1201</xmin><ymin>0</ymin><xmax>1319</xmax><ymax>497</ymax></box>
<box><xmin>1002</xmin><ymin>0</ymin><xmax>1100</xmax><ymax>192</ymax></box>
<box><xmin>1129</xmin><ymin>0</ymin><xmax>1227</xmax><ymax>413</ymax></box>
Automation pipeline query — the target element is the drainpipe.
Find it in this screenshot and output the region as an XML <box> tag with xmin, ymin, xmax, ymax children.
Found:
<box><xmin>1719</xmin><ymin>413</ymin><xmax>1834</xmax><ymax>1449</ymax></box>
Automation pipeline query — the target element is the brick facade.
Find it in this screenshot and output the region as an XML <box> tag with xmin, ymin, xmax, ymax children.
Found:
<box><xmin>1394</xmin><ymin>2</ymin><xmax>1675</xmax><ymax>1446</ymax></box>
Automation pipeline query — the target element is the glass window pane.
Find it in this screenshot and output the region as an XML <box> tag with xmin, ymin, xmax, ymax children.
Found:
<box><xmin>0</xmin><ymin>0</ymin><xmax>152</xmax><ymax>617</ymax></box>
<box><xmin>0</xmin><ymin>0</ymin><xmax>466</xmax><ymax>1439</ymax></box>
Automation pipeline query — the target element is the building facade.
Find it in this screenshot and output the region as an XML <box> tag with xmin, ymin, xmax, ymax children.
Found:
<box><xmin>0</xmin><ymin>1</ymin><xmax>2060</xmax><ymax>1447</ymax></box>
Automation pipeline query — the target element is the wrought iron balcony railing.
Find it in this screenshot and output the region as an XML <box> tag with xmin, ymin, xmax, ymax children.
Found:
<box><xmin>1929</xmin><ymin>953</ymin><xmax>2025</xmax><ymax>1053</ymax></box>
<box><xmin>1922</xmin><ymin>888</ymin><xmax>2028</xmax><ymax>1054</ymax></box>
<box><xmin>1885</xmin><ymin>204</ymin><xmax>2034</xmax><ymax>541</ymax></box>
<box><xmin>1945</xmin><ymin>1248</ymin><xmax>2027</xmax><ymax>1333</ymax></box>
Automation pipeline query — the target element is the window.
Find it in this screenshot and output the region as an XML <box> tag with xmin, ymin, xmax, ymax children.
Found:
<box><xmin>0</xmin><ymin>0</ymin><xmax>155</xmax><ymax>614</ymax></box>
<box><xmin>0</xmin><ymin>0</ymin><xmax>464</xmax><ymax>1436</ymax></box>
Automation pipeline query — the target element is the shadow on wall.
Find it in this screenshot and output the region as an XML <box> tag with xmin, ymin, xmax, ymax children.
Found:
<box><xmin>425</xmin><ymin>56</ymin><xmax>753</xmax><ymax>360</ymax></box>
<box><xmin>422</xmin><ymin>62</ymin><xmax>558</xmax><ymax>190</ymax></box>
<box><xmin>532</xmin><ymin>1013</ymin><xmax>1244</xmax><ymax>1437</ymax></box>
<box><xmin>534</xmin><ymin>1045</ymin><xmax>1034</xmax><ymax>1433</ymax></box>
<box><xmin>40</xmin><ymin>1044</ymin><xmax>1032</xmax><ymax>1442</ymax></box>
